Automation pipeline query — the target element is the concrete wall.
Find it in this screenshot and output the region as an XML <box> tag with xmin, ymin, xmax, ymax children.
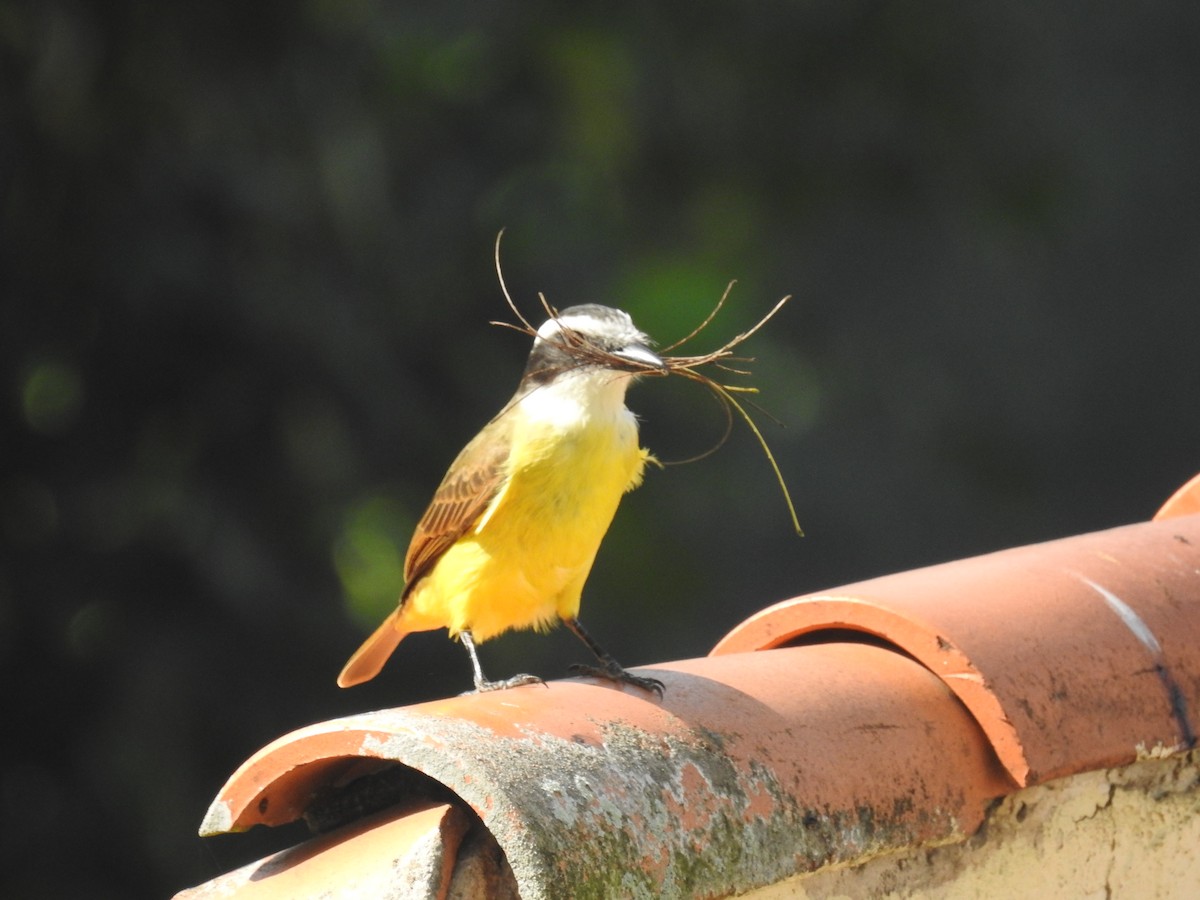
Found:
<box><xmin>752</xmin><ymin>749</ymin><xmax>1200</xmax><ymax>899</ymax></box>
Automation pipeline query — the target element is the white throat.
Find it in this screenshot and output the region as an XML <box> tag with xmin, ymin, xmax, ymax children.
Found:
<box><xmin>518</xmin><ymin>369</ymin><xmax>636</xmax><ymax>431</ymax></box>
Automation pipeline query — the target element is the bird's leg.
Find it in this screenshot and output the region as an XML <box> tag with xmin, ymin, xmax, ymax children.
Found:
<box><xmin>562</xmin><ymin>617</ymin><xmax>664</xmax><ymax>697</ymax></box>
<box><xmin>459</xmin><ymin>630</ymin><xmax>544</xmax><ymax>693</ymax></box>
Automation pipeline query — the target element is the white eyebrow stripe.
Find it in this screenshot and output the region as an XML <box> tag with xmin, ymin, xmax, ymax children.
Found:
<box><xmin>538</xmin><ymin>314</ymin><xmax>607</xmax><ymax>338</ymax></box>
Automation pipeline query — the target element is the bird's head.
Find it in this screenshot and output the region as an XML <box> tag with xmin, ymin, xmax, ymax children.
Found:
<box><xmin>522</xmin><ymin>304</ymin><xmax>666</xmax><ymax>386</ymax></box>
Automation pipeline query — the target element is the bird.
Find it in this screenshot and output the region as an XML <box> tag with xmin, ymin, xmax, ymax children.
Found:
<box><xmin>337</xmin><ymin>303</ymin><xmax>667</xmax><ymax>696</ymax></box>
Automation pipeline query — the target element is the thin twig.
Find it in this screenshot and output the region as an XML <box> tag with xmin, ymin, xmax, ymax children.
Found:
<box><xmin>491</xmin><ymin>232</ymin><xmax>801</xmax><ymax>534</ymax></box>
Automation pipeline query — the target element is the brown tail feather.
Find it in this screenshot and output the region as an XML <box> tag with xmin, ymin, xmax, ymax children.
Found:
<box><xmin>337</xmin><ymin>608</ymin><xmax>407</xmax><ymax>687</ymax></box>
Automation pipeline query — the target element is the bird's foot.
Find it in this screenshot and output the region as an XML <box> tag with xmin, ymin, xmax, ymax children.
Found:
<box><xmin>464</xmin><ymin>672</ymin><xmax>545</xmax><ymax>695</ymax></box>
<box><xmin>569</xmin><ymin>660</ymin><xmax>664</xmax><ymax>697</ymax></box>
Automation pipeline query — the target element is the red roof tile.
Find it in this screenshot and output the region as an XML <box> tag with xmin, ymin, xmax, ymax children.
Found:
<box><xmin>192</xmin><ymin>647</ymin><xmax>1011</xmax><ymax>897</ymax></box>
<box><xmin>1155</xmin><ymin>472</ymin><xmax>1200</xmax><ymax>521</ymax></box>
<box><xmin>180</xmin><ymin>475</ymin><xmax>1200</xmax><ymax>897</ymax></box>
<box><xmin>713</xmin><ymin>513</ymin><xmax>1200</xmax><ymax>787</ymax></box>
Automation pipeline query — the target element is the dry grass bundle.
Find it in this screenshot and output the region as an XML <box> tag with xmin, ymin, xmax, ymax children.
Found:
<box><xmin>491</xmin><ymin>232</ymin><xmax>803</xmax><ymax>536</ymax></box>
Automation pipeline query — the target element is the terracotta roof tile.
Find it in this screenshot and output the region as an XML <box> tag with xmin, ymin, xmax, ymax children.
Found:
<box><xmin>189</xmin><ymin>647</ymin><xmax>1011</xmax><ymax>898</ymax></box>
<box><xmin>713</xmin><ymin>513</ymin><xmax>1200</xmax><ymax>787</ymax></box>
<box><xmin>179</xmin><ymin>475</ymin><xmax>1200</xmax><ymax>897</ymax></box>
<box><xmin>181</xmin><ymin>803</ymin><xmax>472</xmax><ymax>899</ymax></box>
<box><xmin>1155</xmin><ymin>472</ymin><xmax>1200</xmax><ymax>521</ymax></box>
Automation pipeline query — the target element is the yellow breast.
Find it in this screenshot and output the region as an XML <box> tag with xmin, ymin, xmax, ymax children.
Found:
<box><xmin>400</xmin><ymin>373</ymin><xmax>649</xmax><ymax>641</ymax></box>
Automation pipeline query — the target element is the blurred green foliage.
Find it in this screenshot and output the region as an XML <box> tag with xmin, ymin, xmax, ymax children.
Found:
<box><xmin>21</xmin><ymin>357</ymin><xmax>84</xmax><ymax>435</ymax></box>
<box><xmin>334</xmin><ymin>491</ymin><xmax>412</xmax><ymax>626</ymax></box>
<box><xmin>3</xmin><ymin>0</ymin><xmax>1200</xmax><ymax>896</ymax></box>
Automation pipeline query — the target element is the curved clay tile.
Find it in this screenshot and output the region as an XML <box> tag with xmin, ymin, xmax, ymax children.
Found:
<box><xmin>713</xmin><ymin>513</ymin><xmax>1200</xmax><ymax>787</ymax></box>
<box><xmin>196</xmin><ymin>646</ymin><xmax>1011</xmax><ymax>898</ymax></box>
<box><xmin>183</xmin><ymin>475</ymin><xmax>1200</xmax><ymax>897</ymax></box>
<box><xmin>1155</xmin><ymin>472</ymin><xmax>1200</xmax><ymax>521</ymax></box>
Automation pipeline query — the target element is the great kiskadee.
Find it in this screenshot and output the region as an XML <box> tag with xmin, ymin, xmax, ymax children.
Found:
<box><xmin>338</xmin><ymin>304</ymin><xmax>667</xmax><ymax>695</ymax></box>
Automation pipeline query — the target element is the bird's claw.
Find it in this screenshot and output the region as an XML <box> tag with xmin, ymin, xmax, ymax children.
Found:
<box><xmin>569</xmin><ymin>661</ymin><xmax>665</xmax><ymax>697</ymax></box>
<box><xmin>463</xmin><ymin>672</ymin><xmax>546</xmax><ymax>695</ymax></box>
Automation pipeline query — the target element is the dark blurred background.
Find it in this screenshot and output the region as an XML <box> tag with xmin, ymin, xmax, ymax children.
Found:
<box><xmin>3</xmin><ymin>1</ymin><xmax>1198</xmax><ymax>896</ymax></box>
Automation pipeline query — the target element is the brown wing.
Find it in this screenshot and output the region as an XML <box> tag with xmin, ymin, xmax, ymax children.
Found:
<box><xmin>402</xmin><ymin>414</ymin><xmax>514</xmax><ymax>595</ymax></box>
